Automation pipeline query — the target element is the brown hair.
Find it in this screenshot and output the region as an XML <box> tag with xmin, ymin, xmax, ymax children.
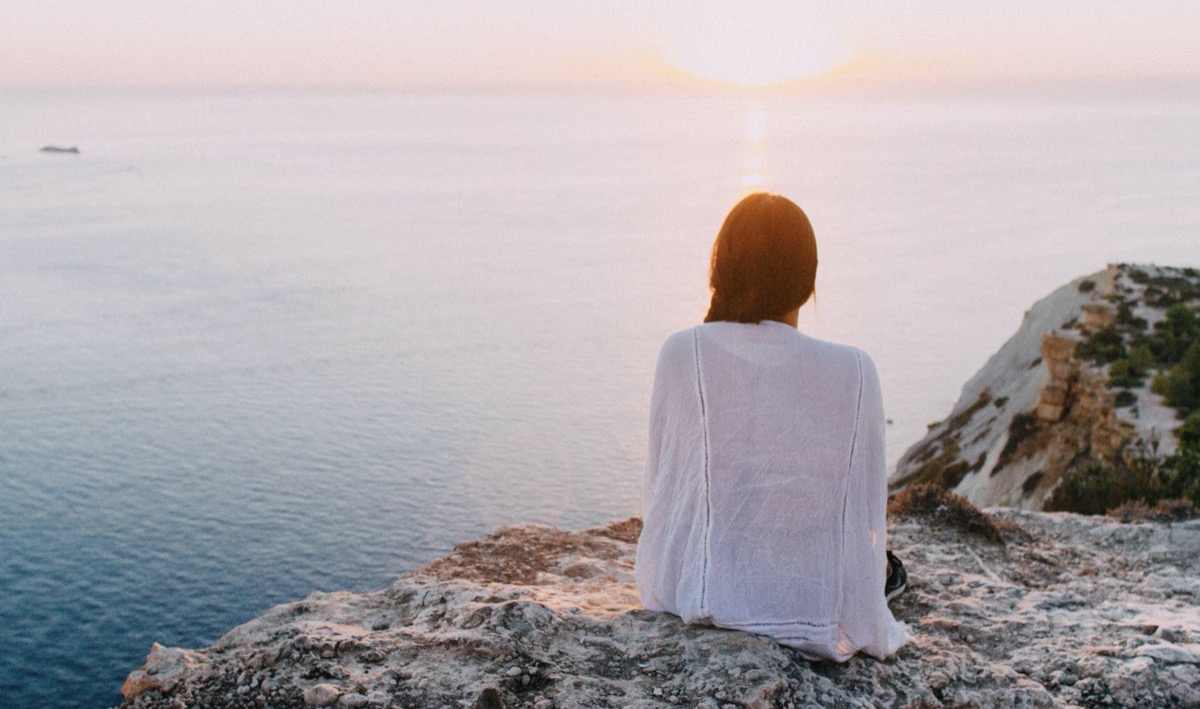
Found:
<box><xmin>704</xmin><ymin>193</ymin><xmax>818</xmax><ymax>323</ymax></box>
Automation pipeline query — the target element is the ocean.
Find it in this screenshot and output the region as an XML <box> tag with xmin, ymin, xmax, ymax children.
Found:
<box><xmin>1</xmin><ymin>85</ymin><xmax>1197</xmax><ymax>707</ymax></box>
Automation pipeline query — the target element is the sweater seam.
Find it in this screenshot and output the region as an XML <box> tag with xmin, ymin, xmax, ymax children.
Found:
<box><xmin>718</xmin><ymin>618</ymin><xmax>836</xmax><ymax>629</ymax></box>
<box><xmin>693</xmin><ymin>329</ymin><xmax>712</xmax><ymax>616</ymax></box>
<box><xmin>838</xmin><ymin>350</ymin><xmax>865</xmax><ymax>621</ymax></box>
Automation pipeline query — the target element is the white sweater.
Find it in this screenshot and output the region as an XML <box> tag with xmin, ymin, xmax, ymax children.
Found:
<box><xmin>635</xmin><ymin>321</ymin><xmax>909</xmax><ymax>661</ymax></box>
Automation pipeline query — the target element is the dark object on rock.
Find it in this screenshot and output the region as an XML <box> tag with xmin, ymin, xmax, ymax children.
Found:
<box><xmin>39</xmin><ymin>145</ymin><xmax>80</xmax><ymax>154</ymax></box>
<box><xmin>472</xmin><ymin>686</ymin><xmax>504</xmax><ymax>709</ymax></box>
<box><xmin>884</xmin><ymin>550</ymin><xmax>908</xmax><ymax>601</ymax></box>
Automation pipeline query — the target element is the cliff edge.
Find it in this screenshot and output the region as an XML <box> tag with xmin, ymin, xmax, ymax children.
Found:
<box><xmin>122</xmin><ymin>499</ymin><xmax>1200</xmax><ymax>708</ymax></box>
<box><xmin>891</xmin><ymin>264</ymin><xmax>1200</xmax><ymax>511</ymax></box>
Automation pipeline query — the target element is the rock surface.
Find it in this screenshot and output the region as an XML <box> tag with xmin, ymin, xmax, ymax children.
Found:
<box><xmin>122</xmin><ymin>511</ymin><xmax>1200</xmax><ymax>708</ymax></box>
<box><xmin>891</xmin><ymin>264</ymin><xmax>1198</xmax><ymax>509</ymax></box>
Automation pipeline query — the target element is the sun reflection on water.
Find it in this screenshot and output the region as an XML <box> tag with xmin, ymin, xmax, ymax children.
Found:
<box><xmin>741</xmin><ymin>102</ymin><xmax>769</xmax><ymax>191</ymax></box>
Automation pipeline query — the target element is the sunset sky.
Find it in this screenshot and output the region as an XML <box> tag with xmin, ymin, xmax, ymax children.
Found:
<box><xmin>3</xmin><ymin>1</ymin><xmax>1199</xmax><ymax>89</ymax></box>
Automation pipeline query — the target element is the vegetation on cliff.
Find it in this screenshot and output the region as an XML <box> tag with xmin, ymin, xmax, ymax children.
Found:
<box><xmin>894</xmin><ymin>264</ymin><xmax>1200</xmax><ymax>516</ymax></box>
<box><xmin>1052</xmin><ymin>267</ymin><xmax>1200</xmax><ymax>516</ymax></box>
<box><xmin>1046</xmin><ymin>443</ymin><xmax>1200</xmax><ymax>515</ymax></box>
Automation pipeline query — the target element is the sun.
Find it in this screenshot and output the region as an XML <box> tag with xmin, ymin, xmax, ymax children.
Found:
<box><xmin>661</xmin><ymin>2</ymin><xmax>847</xmax><ymax>87</ymax></box>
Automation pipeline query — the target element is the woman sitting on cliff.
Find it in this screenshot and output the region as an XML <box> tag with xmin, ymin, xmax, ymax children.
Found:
<box><xmin>635</xmin><ymin>193</ymin><xmax>909</xmax><ymax>661</ymax></box>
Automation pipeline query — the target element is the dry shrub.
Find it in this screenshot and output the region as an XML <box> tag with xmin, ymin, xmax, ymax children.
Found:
<box><xmin>421</xmin><ymin>524</ymin><xmax>627</xmax><ymax>585</ymax></box>
<box><xmin>1107</xmin><ymin>498</ymin><xmax>1199</xmax><ymax>523</ymax></box>
<box><xmin>888</xmin><ymin>484</ymin><xmax>1009</xmax><ymax>544</ymax></box>
<box><xmin>590</xmin><ymin>517</ymin><xmax>643</xmax><ymax>544</ymax></box>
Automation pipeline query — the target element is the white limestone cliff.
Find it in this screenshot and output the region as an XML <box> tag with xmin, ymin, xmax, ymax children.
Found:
<box><xmin>890</xmin><ymin>264</ymin><xmax>1196</xmax><ymax>509</ymax></box>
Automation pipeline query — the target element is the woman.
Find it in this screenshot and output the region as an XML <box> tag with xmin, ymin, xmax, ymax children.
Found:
<box><xmin>635</xmin><ymin>193</ymin><xmax>908</xmax><ymax>661</ymax></box>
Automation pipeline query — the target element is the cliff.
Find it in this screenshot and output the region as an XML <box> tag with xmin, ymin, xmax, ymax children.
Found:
<box><xmin>122</xmin><ymin>498</ymin><xmax>1200</xmax><ymax>708</ymax></box>
<box><xmin>891</xmin><ymin>264</ymin><xmax>1199</xmax><ymax>510</ymax></box>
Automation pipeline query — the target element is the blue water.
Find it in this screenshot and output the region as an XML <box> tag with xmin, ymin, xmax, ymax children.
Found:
<box><xmin>2</xmin><ymin>86</ymin><xmax>1198</xmax><ymax>707</ymax></box>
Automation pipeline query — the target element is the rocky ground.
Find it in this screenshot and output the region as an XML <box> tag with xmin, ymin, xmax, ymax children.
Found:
<box><xmin>122</xmin><ymin>499</ymin><xmax>1200</xmax><ymax>708</ymax></box>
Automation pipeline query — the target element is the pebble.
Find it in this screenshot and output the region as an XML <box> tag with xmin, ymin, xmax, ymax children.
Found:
<box><xmin>338</xmin><ymin>693</ymin><xmax>369</xmax><ymax>709</ymax></box>
<box><xmin>927</xmin><ymin>672</ymin><xmax>950</xmax><ymax>689</ymax></box>
<box><xmin>304</xmin><ymin>683</ymin><xmax>341</xmax><ymax>707</ymax></box>
<box><xmin>506</xmin><ymin>666</ymin><xmax>523</xmax><ymax>677</ymax></box>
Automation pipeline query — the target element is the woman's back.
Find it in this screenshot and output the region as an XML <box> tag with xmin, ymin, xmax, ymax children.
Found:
<box><xmin>636</xmin><ymin>321</ymin><xmax>907</xmax><ymax>661</ymax></box>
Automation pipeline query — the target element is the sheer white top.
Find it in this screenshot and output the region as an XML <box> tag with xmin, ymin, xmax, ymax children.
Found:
<box><xmin>636</xmin><ymin>321</ymin><xmax>908</xmax><ymax>661</ymax></box>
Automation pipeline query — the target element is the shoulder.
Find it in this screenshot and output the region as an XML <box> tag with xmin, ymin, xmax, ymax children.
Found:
<box><xmin>650</xmin><ymin>326</ymin><xmax>700</xmax><ymax>384</ymax></box>
<box><xmin>657</xmin><ymin>326</ymin><xmax>698</xmax><ymax>364</ymax></box>
<box><xmin>796</xmin><ymin>333</ymin><xmax>877</xmax><ymax>376</ymax></box>
<box><xmin>660</xmin><ymin>325</ymin><xmax>699</xmax><ymax>353</ymax></box>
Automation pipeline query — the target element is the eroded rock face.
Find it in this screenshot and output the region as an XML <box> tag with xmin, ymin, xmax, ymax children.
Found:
<box><xmin>121</xmin><ymin>514</ymin><xmax>1200</xmax><ymax>708</ymax></box>
<box><xmin>892</xmin><ymin>264</ymin><xmax>1195</xmax><ymax>509</ymax></box>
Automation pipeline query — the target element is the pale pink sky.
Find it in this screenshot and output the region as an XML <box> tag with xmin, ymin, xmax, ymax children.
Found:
<box><xmin>2</xmin><ymin>1</ymin><xmax>1198</xmax><ymax>88</ymax></box>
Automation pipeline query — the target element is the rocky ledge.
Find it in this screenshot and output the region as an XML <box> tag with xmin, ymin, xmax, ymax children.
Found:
<box><xmin>122</xmin><ymin>493</ymin><xmax>1200</xmax><ymax>708</ymax></box>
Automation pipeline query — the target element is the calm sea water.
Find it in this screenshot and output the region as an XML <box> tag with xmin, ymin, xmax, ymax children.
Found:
<box><xmin>1</xmin><ymin>86</ymin><xmax>1198</xmax><ymax>707</ymax></box>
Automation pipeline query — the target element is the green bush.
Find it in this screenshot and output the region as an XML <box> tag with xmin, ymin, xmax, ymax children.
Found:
<box><xmin>1144</xmin><ymin>277</ymin><xmax>1200</xmax><ymax>307</ymax></box>
<box><xmin>1149</xmin><ymin>304</ymin><xmax>1200</xmax><ymax>364</ymax></box>
<box><xmin>1047</xmin><ymin>444</ymin><xmax>1200</xmax><ymax>515</ymax></box>
<box><xmin>1116</xmin><ymin>302</ymin><xmax>1148</xmax><ymax>333</ymax></box>
<box><xmin>1152</xmin><ymin>340</ymin><xmax>1200</xmax><ymax>413</ymax></box>
<box><xmin>1108</xmin><ymin>360</ymin><xmax>1139</xmax><ymax>388</ymax></box>
<box><xmin>1129</xmin><ymin>344</ymin><xmax>1154</xmax><ymax>373</ymax></box>
<box><xmin>1114</xmin><ymin>390</ymin><xmax>1137</xmax><ymax>408</ymax></box>
<box><xmin>1076</xmin><ymin>325</ymin><xmax>1126</xmax><ymax>365</ymax></box>
<box><xmin>1109</xmin><ymin>344</ymin><xmax>1154</xmax><ymax>388</ymax></box>
<box><xmin>1178</xmin><ymin>411</ymin><xmax>1200</xmax><ymax>450</ymax></box>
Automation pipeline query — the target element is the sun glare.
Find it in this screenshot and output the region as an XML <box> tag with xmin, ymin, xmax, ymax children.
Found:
<box><xmin>663</xmin><ymin>2</ymin><xmax>847</xmax><ymax>87</ymax></box>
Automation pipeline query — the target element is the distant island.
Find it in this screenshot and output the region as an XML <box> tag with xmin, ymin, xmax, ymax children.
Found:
<box><xmin>39</xmin><ymin>145</ymin><xmax>80</xmax><ymax>154</ymax></box>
